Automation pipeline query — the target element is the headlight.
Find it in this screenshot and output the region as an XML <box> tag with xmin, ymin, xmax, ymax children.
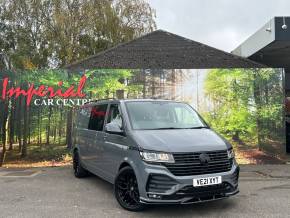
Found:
<box><xmin>140</xmin><ymin>151</ymin><xmax>175</xmax><ymax>163</ymax></box>
<box><xmin>227</xmin><ymin>148</ymin><xmax>235</xmax><ymax>159</ymax></box>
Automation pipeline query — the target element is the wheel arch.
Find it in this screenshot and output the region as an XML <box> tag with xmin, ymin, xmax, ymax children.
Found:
<box><xmin>118</xmin><ymin>161</ymin><xmax>132</xmax><ymax>171</ymax></box>
<box><xmin>116</xmin><ymin>160</ymin><xmax>141</xmax><ymax>184</ymax></box>
<box><xmin>72</xmin><ymin>144</ymin><xmax>80</xmax><ymax>154</ymax></box>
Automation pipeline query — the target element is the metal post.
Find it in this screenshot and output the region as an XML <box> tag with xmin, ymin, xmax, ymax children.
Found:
<box><xmin>285</xmin><ymin>68</ymin><xmax>290</xmax><ymax>153</ymax></box>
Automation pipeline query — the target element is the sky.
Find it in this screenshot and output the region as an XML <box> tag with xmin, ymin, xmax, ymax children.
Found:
<box><xmin>146</xmin><ymin>0</ymin><xmax>290</xmax><ymax>52</ymax></box>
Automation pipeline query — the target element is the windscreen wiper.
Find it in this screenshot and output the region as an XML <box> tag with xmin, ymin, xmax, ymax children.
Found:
<box><xmin>147</xmin><ymin>127</ymin><xmax>184</xmax><ymax>130</ymax></box>
<box><xmin>186</xmin><ymin>126</ymin><xmax>209</xmax><ymax>129</ymax></box>
<box><xmin>145</xmin><ymin>127</ymin><xmax>209</xmax><ymax>130</ymax></box>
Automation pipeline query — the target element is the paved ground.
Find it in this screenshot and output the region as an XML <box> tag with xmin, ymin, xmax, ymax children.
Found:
<box><xmin>0</xmin><ymin>165</ymin><xmax>290</xmax><ymax>218</ymax></box>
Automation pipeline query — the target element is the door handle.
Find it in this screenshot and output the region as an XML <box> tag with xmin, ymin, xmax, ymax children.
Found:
<box><xmin>103</xmin><ymin>135</ymin><xmax>107</xmax><ymax>140</ymax></box>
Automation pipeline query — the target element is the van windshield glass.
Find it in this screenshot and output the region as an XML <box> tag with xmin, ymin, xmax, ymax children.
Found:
<box><xmin>125</xmin><ymin>101</ymin><xmax>207</xmax><ymax>130</ymax></box>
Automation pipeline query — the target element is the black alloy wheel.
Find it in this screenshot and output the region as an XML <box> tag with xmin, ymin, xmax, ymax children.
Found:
<box><xmin>73</xmin><ymin>150</ymin><xmax>88</xmax><ymax>178</ymax></box>
<box><xmin>114</xmin><ymin>166</ymin><xmax>145</xmax><ymax>211</ymax></box>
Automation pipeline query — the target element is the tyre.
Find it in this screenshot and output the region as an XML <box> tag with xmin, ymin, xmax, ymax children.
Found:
<box><xmin>73</xmin><ymin>150</ymin><xmax>88</xmax><ymax>178</ymax></box>
<box><xmin>114</xmin><ymin>166</ymin><xmax>146</xmax><ymax>211</ymax></box>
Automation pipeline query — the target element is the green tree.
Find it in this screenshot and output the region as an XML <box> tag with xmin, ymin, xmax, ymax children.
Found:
<box><xmin>203</xmin><ymin>68</ymin><xmax>284</xmax><ymax>150</ymax></box>
<box><xmin>0</xmin><ymin>0</ymin><xmax>156</xmax><ymax>68</ymax></box>
<box><xmin>0</xmin><ymin>0</ymin><xmax>156</xmax><ymax>161</ymax></box>
<box><xmin>204</xmin><ymin>69</ymin><xmax>255</xmax><ymax>143</ymax></box>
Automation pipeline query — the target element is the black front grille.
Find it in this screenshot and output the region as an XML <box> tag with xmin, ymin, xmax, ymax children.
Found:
<box><xmin>163</xmin><ymin>150</ymin><xmax>232</xmax><ymax>176</ymax></box>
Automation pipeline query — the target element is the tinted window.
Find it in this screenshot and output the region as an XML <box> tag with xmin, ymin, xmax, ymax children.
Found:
<box><xmin>125</xmin><ymin>101</ymin><xmax>206</xmax><ymax>130</ymax></box>
<box><xmin>107</xmin><ymin>104</ymin><xmax>122</xmax><ymax>128</ymax></box>
<box><xmin>77</xmin><ymin>105</ymin><xmax>91</xmax><ymax>129</ymax></box>
<box><xmin>88</xmin><ymin>104</ymin><xmax>108</xmax><ymax>131</ymax></box>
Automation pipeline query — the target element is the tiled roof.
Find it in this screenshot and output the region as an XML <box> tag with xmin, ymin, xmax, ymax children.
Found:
<box><xmin>66</xmin><ymin>30</ymin><xmax>265</xmax><ymax>71</ymax></box>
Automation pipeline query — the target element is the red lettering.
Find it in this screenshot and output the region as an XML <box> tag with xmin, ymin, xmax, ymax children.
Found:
<box><xmin>1</xmin><ymin>77</ymin><xmax>8</xmax><ymax>100</ymax></box>
<box><xmin>0</xmin><ymin>75</ymin><xmax>88</xmax><ymax>106</ymax></box>
<box><xmin>63</xmin><ymin>86</ymin><xmax>76</xmax><ymax>98</ymax></box>
<box><xmin>77</xmin><ymin>76</ymin><xmax>86</xmax><ymax>98</ymax></box>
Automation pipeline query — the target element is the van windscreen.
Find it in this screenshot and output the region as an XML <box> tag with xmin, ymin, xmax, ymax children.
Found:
<box><xmin>125</xmin><ymin>101</ymin><xmax>207</xmax><ymax>130</ymax></box>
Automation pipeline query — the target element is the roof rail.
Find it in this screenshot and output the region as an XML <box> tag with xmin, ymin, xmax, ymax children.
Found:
<box><xmin>84</xmin><ymin>98</ymin><xmax>117</xmax><ymax>104</ymax></box>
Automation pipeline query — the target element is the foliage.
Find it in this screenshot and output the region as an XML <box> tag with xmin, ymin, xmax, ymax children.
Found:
<box><xmin>0</xmin><ymin>68</ymin><xmax>141</xmax><ymax>148</ymax></box>
<box><xmin>0</xmin><ymin>0</ymin><xmax>156</xmax><ymax>163</ymax></box>
<box><xmin>203</xmin><ymin>68</ymin><xmax>284</xmax><ymax>145</ymax></box>
<box><xmin>0</xmin><ymin>0</ymin><xmax>156</xmax><ymax>69</ymax></box>
<box><xmin>85</xmin><ymin>69</ymin><xmax>131</xmax><ymax>98</ymax></box>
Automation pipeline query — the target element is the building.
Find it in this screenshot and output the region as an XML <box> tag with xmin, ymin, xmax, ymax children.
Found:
<box><xmin>66</xmin><ymin>30</ymin><xmax>263</xmax><ymax>102</ymax></box>
<box><xmin>232</xmin><ymin>17</ymin><xmax>290</xmax><ymax>153</ymax></box>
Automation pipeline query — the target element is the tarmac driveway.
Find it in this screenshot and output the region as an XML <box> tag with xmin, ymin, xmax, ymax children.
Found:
<box><xmin>0</xmin><ymin>165</ymin><xmax>290</xmax><ymax>218</ymax></box>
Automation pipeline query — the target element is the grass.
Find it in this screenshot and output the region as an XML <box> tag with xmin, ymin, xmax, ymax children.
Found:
<box><xmin>3</xmin><ymin>143</ymin><xmax>72</xmax><ymax>168</ymax></box>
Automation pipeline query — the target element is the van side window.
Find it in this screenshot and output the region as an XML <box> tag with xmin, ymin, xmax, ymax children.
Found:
<box><xmin>88</xmin><ymin>104</ymin><xmax>108</xmax><ymax>131</ymax></box>
<box><xmin>107</xmin><ymin>104</ymin><xmax>122</xmax><ymax>128</ymax></box>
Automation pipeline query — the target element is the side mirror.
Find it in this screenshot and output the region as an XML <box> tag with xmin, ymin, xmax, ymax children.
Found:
<box><xmin>105</xmin><ymin>122</ymin><xmax>124</xmax><ymax>135</ymax></box>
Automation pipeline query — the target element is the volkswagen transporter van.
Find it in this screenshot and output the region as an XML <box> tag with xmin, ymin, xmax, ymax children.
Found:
<box><xmin>72</xmin><ymin>99</ymin><xmax>239</xmax><ymax>211</ymax></box>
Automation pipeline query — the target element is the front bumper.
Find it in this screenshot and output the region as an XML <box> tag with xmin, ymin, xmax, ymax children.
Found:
<box><xmin>135</xmin><ymin>159</ymin><xmax>239</xmax><ymax>204</ymax></box>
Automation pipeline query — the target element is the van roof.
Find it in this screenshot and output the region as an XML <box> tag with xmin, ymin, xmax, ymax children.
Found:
<box><xmin>84</xmin><ymin>98</ymin><xmax>179</xmax><ymax>105</ymax></box>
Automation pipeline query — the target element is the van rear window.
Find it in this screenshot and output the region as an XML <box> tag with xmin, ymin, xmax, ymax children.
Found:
<box><xmin>88</xmin><ymin>104</ymin><xmax>108</xmax><ymax>131</ymax></box>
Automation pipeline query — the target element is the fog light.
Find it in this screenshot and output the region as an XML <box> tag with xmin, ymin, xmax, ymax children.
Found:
<box><xmin>148</xmin><ymin>194</ymin><xmax>161</xmax><ymax>199</ymax></box>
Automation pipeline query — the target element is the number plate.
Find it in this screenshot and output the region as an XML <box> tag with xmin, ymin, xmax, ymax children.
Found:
<box><xmin>193</xmin><ymin>176</ymin><xmax>222</xmax><ymax>187</ymax></box>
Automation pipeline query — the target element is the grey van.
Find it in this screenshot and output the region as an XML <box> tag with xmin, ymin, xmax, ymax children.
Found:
<box><xmin>72</xmin><ymin>99</ymin><xmax>239</xmax><ymax>211</ymax></box>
